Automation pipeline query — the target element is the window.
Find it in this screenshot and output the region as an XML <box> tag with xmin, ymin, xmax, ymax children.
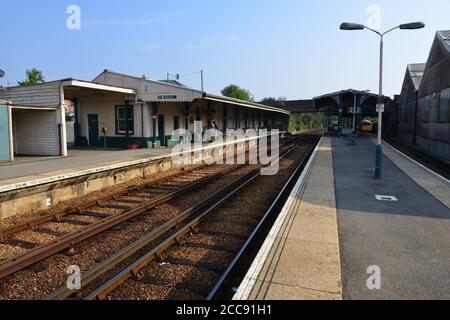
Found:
<box><xmin>115</xmin><ymin>105</ymin><xmax>134</xmax><ymax>135</ymax></box>
<box><xmin>439</xmin><ymin>88</ymin><xmax>450</xmax><ymax>122</ymax></box>
<box><xmin>422</xmin><ymin>96</ymin><xmax>431</xmax><ymax>123</ymax></box>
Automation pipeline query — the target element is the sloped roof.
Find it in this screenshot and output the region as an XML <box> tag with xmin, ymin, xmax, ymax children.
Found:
<box><xmin>159</xmin><ymin>80</ymin><xmax>187</xmax><ymax>87</ymax></box>
<box><xmin>313</xmin><ymin>89</ymin><xmax>379</xmax><ymax>100</ymax></box>
<box><xmin>437</xmin><ymin>30</ymin><xmax>450</xmax><ymax>53</ymax></box>
<box><xmin>94</xmin><ymin>70</ymin><xmax>289</xmax><ymax>115</ymax></box>
<box><xmin>262</xmin><ymin>99</ymin><xmax>315</xmax><ymax>113</ymax></box>
<box><xmin>204</xmin><ymin>94</ymin><xmax>290</xmax><ymax>115</ymax></box>
<box><xmin>407</xmin><ymin>63</ymin><xmax>426</xmax><ymax>91</ymax></box>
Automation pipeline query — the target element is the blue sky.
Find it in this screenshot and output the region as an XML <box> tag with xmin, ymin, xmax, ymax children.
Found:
<box><xmin>1</xmin><ymin>0</ymin><xmax>449</xmax><ymax>100</ymax></box>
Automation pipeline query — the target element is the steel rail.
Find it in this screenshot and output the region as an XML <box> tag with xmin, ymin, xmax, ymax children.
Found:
<box><xmin>0</xmin><ymin>133</ymin><xmax>301</xmax><ymax>280</ymax></box>
<box><xmin>43</xmin><ymin>167</ymin><xmax>261</xmax><ymax>300</ymax></box>
<box><xmin>0</xmin><ymin>133</ymin><xmax>295</xmax><ymax>241</ymax></box>
<box><xmin>45</xmin><ymin>132</ymin><xmax>316</xmax><ymax>300</ymax></box>
<box><xmin>0</xmin><ymin>164</ymin><xmax>209</xmax><ymax>241</ymax></box>
<box><xmin>83</xmin><ymin>132</ymin><xmax>320</xmax><ymax>300</ymax></box>
<box><xmin>0</xmin><ymin>164</ymin><xmax>243</xmax><ymax>280</ymax></box>
<box><xmin>206</xmin><ymin>134</ymin><xmax>322</xmax><ymax>300</ymax></box>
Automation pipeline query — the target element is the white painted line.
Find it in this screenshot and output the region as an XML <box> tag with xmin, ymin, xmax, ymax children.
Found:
<box><xmin>0</xmin><ymin>133</ymin><xmax>280</xmax><ymax>194</ymax></box>
<box><xmin>233</xmin><ymin>137</ymin><xmax>323</xmax><ymax>301</ymax></box>
<box><xmin>375</xmin><ymin>195</ymin><xmax>398</xmax><ymax>202</ymax></box>
<box><xmin>383</xmin><ymin>139</ymin><xmax>450</xmax><ymax>185</ymax></box>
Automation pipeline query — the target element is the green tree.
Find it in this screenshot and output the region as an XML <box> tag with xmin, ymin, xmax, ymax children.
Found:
<box><xmin>221</xmin><ymin>84</ymin><xmax>254</xmax><ymax>102</ymax></box>
<box><xmin>18</xmin><ymin>68</ymin><xmax>45</xmax><ymax>86</ymax></box>
<box><xmin>260</xmin><ymin>97</ymin><xmax>287</xmax><ymax>108</ymax></box>
<box><xmin>289</xmin><ymin>113</ymin><xmax>325</xmax><ymax>133</ymax></box>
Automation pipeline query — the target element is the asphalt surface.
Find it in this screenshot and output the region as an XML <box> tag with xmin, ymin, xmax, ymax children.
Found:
<box><xmin>332</xmin><ymin>135</ymin><xmax>450</xmax><ymax>300</ymax></box>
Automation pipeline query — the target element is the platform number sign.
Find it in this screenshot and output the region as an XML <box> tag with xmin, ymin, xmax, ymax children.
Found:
<box><xmin>348</xmin><ymin>107</ymin><xmax>362</xmax><ymax>114</ymax></box>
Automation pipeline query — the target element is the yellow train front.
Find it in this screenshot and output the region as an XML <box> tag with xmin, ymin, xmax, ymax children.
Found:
<box><xmin>360</xmin><ymin>120</ymin><xmax>374</xmax><ymax>133</ymax></box>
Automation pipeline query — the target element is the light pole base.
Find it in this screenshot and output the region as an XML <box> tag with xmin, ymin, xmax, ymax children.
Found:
<box><xmin>375</xmin><ymin>144</ymin><xmax>382</xmax><ymax>179</ymax></box>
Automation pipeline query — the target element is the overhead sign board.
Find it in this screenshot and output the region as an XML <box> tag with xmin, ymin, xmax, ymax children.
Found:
<box><xmin>348</xmin><ymin>107</ymin><xmax>362</xmax><ymax>114</ymax></box>
<box><xmin>157</xmin><ymin>95</ymin><xmax>177</xmax><ymax>100</ymax></box>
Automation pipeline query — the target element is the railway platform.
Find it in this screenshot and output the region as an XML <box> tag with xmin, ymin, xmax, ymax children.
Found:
<box><xmin>0</xmin><ymin>134</ymin><xmax>279</xmax><ymax>221</ymax></box>
<box><xmin>0</xmin><ymin>147</ymin><xmax>173</xmax><ymax>191</ymax></box>
<box><xmin>235</xmin><ymin>134</ymin><xmax>450</xmax><ymax>300</ymax></box>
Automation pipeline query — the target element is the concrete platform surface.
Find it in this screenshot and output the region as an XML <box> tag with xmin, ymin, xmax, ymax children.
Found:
<box><xmin>0</xmin><ymin>148</ymin><xmax>173</xmax><ymax>193</ymax></box>
<box><xmin>335</xmin><ymin>135</ymin><xmax>450</xmax><ymax>300</ymax></box>
<box><xmin>236</xmin><ymin>134</ymin><xmax>450</xmax><ymax>301</ymax></box>
<box><xmin>0</xmin><ymin>148</ymin><xmax>172</xmax><ymax>181</ymax></box>
<box><xmin>234</xmin><ymin>137</ymin><xmax>342</xmax><ymax>300</ymax></box>
<box><xmin>0</xmin><ymin>134</ymin><xmax>276</xmax><ymax>193</ymax></box>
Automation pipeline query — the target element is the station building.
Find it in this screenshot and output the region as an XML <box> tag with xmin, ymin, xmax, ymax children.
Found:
<box><xmin>0</xmin><ymin>70</ymin><xmax>289</xmax><ymax>161</ymax></box>
<box><xmin>398</xmin><ymin>31</ymin><xmax>450</xmax><ymax>162</ymax></box>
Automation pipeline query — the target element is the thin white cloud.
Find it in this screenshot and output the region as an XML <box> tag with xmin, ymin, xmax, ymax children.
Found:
<box><xmin>138</xmin><ymin>43</ymin><xmax>164</xmax><ymax>52</ymax></box>
<box><xmin>187</xmin><ymin>34</ymin><xmax>239</xmax><ymax>51</ymax></box>
<box><xmin>85</xmin><ymin>11</ymin><xmax>186</xmax><ymax>28</ymax></box>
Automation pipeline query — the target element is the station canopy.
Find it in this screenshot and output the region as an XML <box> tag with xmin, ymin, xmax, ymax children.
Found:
<box><xmin>313</xmin><ymin>89</ymin><xmax>389</xmax><ymax>117</ymax></box>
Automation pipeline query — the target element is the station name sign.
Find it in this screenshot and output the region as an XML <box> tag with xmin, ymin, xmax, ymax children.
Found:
<box><xmin>157</xmin><ymin>95</ymin><xmax>178</xmax><ymax>100</ymax></box>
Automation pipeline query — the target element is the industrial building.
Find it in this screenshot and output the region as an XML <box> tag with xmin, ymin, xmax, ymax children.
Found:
<box><xmin>398</xmin><ymin>31</ymin><xmax>450</xmax><ymax>162</ymax></box>
<box><xmin>0</xmin><ymin>70</ymin><xmax>290</xmax><ymax>161</ymax></box>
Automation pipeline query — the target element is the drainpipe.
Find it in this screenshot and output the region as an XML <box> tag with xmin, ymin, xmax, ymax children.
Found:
<box><xmin>413</xmin><ymin>91</ymin><xmax>418</xmax><ymax>144</ymax></box>
<box><xmin>152</xmin><ymin>102</ymin><xmax>158</xmax><ymax>148</ymax></box>
<box><xmin>124</xmin><ymin>99</ymin><xmax>130</xmax><ymax>147</ymax></box>
<box><xmin>8</xmin><ymin>104</ymin><xmax>14</xmax><ymax>161</ymax></box>
<box><xmin>73</xmin><ymin>98</ymin><xmax>80</xmax><ymax>146</ymax></box>
<box><xmin>59</xmin><ymin>82</ymin><xmax>68</xmax><ymax>157</ymax></box>
<box><xmin>141</xmin><ymin>102</ymin><xmax>144</xmax><ymax>147</ymax></box>
<box><xmin>223</xmin><ymin>103</ymin><xmax>227</xmax><ymax>130</ymax></box>
<box><xmin>338</xmin><ymin>94</ymin><xmax>343</xmax><ymax>137</ymax></box>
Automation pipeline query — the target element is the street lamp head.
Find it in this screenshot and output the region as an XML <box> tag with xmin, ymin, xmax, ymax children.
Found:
<box><xmin>399</xmin><ymin>22</ymin><xmax>425</xmax><ymax>30</ymax></box>
<box><xmin>340</xmin><ymin>23</ymin><xmax>365</xmax><ymax>31</ymax></box>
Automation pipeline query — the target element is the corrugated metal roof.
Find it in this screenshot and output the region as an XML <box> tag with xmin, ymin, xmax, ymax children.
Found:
<box><xmin>159</xmin><ymin>80</ymin><xmax>187</xmax><ymax>87</ymax></box>
<box><xmin>93</xmin><ymin>70</ymin><xmax>203</xmax><ymax>102</ymax></box>
<box><xmin>313</xmin><ymin>89</ymin><xmax>379</xmax><ymax>100</ymax></box>
<box><xmin>407</xmin><ymin>63</ymin><xmax>426</xmax><ymax>91</ymax></box>
<box><xmin>204</xmin><ymin>94</ymin><xmax>290</xmax><ymax>115</ymax></box>
<box><xmin>94</xmin><ymin>70</ymin><xmax>289</xmax><ymax>115</ymax></box>
<box><xmin>262</xmin><ymin>99</ymin><xmax>315</xmax><ymax>113</ymax></box>
<box><xmin>437</xmin><ymin>30</ymin><xmax>450</xmax><ymax>53</ymax></box>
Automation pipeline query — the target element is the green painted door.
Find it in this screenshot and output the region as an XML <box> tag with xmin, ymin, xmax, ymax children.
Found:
<box><xmin>88</xmin><ymin>114</ymin><xmax>99</xmax><ymax>146</ymax></box>
<box><xmin>0</xmin><ymin>105</ymin><xmax>11</xmax><ymax>161</ymax></box>
<box><xmin>158</xmin><ymin>115</ymin><xmax>165</xmax><ymax>146</ymax></box>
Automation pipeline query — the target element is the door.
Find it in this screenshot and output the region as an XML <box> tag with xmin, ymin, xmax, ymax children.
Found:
<box><xmin>158</xmin><ymin>115</ymin><xmax>165</xmax><ymax>146</ymax></box>
<box><xmin>173</xmin><ymin>116</ymin><xmax>180</xmax><ymax>132</ymax></box>
<box><xmin>88</xmin><ymin>114</ymin><xmax>99</xmax><ymax>146</ymax></box>
<box><xmin>0</xmin><ymin>105</ymin><xmax>11</xmax><ymax>161</ymax></box>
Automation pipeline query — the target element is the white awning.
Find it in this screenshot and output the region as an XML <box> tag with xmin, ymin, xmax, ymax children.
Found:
<box><xmin>204</xmin><ymin>94</ymin><xmax>290</xmax><ymax>115</ymax></box>
<box><xmin>62</xmin><ymin>80</ymin><xmax>136</xmax><ymax>95</ymax></box>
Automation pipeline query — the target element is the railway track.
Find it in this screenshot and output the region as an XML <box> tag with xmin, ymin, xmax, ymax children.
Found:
<box><xmin>58</xmin><ymin>131</ymin><xmax>322</xmax><ymax>300</ymax></box>
<box><xmin>384</xmin><ymin>138</ymin><xmax>450</xmax><ymax>180</ymax></box>
<box><xmin>0</xmin><ymin>132</ymin><xmax>310</xmax><ymax>299</ymax></box>
<box><xmin>0</xmin><ymin>164</ymin><xmax>246</xmax><ymax>280</ymax></box>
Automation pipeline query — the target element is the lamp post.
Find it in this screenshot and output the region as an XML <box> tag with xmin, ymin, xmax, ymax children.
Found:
<box><xmin>340</xmin><ymin>22</ymin><xmax>425</xmax><ymax>179</ymax></box>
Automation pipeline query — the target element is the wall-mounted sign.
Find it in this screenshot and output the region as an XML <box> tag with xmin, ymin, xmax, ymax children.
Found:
<box><xmin>157</xmin><ymin>95</ymin><xmax>177</xmax><ymax>100</ymax></box>
<box><xmin>376</xmin><ymin>104</ymin><xmax>385</xmax><ymax>113</ymax></box>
